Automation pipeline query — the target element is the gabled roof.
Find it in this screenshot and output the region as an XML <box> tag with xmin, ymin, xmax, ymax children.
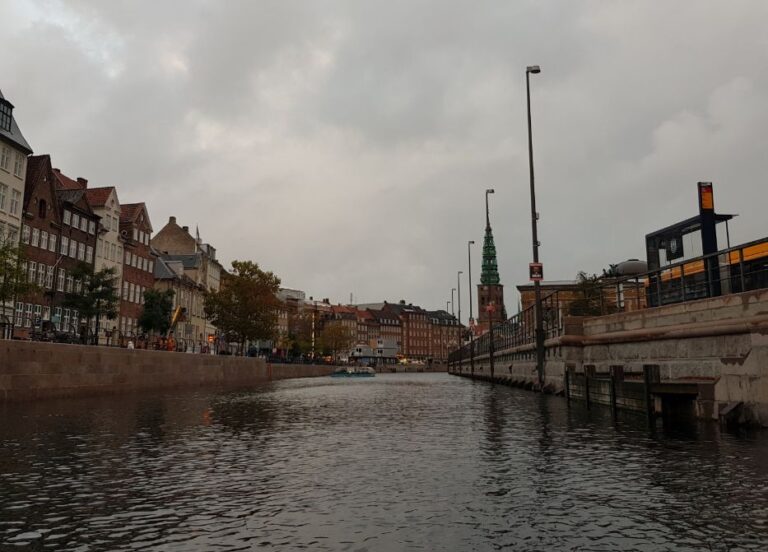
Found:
<box><xmin>84</xmin><ymin>187</ymin><xmax>116</xmax><ymax>207</ymax></box>
<box><xmin>120</xmin><ymin>202</ymin><xmax>152</xmax><ymax>232</ymax></box>
<box><xmin>0</xmin><ymin>89</ymin><xmax>32</xmax><ymax>154</ymax></box>
<box><xmin>23</xmin><ymin>155</ymin><xmax>59</xmax><ymax>216</ymax></box>
<box><xmin>52</xmin><ymin>168</ymin><xmax>85</xmax><ymax>190</ymax></box>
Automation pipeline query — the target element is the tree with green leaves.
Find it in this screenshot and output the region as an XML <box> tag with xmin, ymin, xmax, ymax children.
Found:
<box><xmin>62</xmin><ymin>263</ymin><xmax>120</xmax><ymax>343</ymax></box>
<box><xmin>204</xmin><ymin>260</ymin><xmax>281</xmax><ymax>355</ymax></box>
<box><xmin>0</xmin><ymin>238</ymin><xmax>37</xmax><ymax>331</ymax></box>
<box><xmin>568</xmin><ymin>271</ymin><xmax>609</xmax><ymax>317</ymax></box>
<box><xmin>139</xmin><ymin>288</ymin><xmax>175</xmax><ymax>336</ymax></box>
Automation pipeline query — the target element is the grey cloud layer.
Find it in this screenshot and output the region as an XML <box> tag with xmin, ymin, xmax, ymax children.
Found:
<box><xmin>3</xmin><ymin>0</ymin><xmax>767</xmax><ymax>313</ymax></box>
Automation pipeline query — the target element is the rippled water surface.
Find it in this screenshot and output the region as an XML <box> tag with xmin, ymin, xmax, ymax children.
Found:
<box><xmin>1</xmin><ymin>373</ymin><xmax>768</xmax><ymax>551</ymax></box>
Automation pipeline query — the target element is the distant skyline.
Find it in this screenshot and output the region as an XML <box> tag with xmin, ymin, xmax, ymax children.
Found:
<box><xmin>3</xmin><ymin>1</ymin><xmax>768</xmax><ymax>318</ymax></box>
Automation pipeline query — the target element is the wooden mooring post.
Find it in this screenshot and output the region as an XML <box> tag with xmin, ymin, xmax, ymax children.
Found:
<box><xmin>643</xmin><ymin>364</ymin><xmax>661</xmax><ymax>423</ymax></box>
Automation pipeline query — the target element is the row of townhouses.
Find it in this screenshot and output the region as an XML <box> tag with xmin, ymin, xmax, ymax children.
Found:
<box><xmin>275</xmin><ymin>289</ymin><xmax>463</xmax><ymax>363</ymax></box>
<box><xmin>0</xmin><ymin>89</ymin><xmax>223</xmax><ymax>346</ymax></box>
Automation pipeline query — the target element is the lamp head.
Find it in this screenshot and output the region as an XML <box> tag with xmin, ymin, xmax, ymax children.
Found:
<box><xmin>458</xmin><ymin>271</ymin><xmax>463</xmax><ymax>275</ymax></box>
<box><xmin>486</xmin><ymin>188</ymin><xmax>495</xmax><ymax>194</ymax></box>
<box><xmin>527</xmin><ymin>65</ymin><xmax>541</xmax><ymax>74</ymax></box>
<box><xmin>469</xmin><ymin>240</ymin><xmax>475</xmax><ymax>245</ymax></box>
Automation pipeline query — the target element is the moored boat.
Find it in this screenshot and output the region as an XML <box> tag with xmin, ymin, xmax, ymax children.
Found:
<box><xmin>330</xmin><ymin>366</ymin><xmax>376</xmax><ymax>378</ymax></box>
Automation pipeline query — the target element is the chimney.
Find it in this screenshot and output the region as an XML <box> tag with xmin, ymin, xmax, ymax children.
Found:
<box><xmin>182</xmin><ymin>226</ymin><xmax>189</xmax><ymax>232</ymax></box>
<box><xmin>53</xmin><ymin>168</ymin><xmax>61</xmax><ymax>173</ymax></box>
<box><xmin>169</xmin><ymin>216</ymin><xmax>176</xmax><ymax>225</ymax></box>
<box><xmin>77</xmin><ymin>177</ymin><xmax>88</xmax><ymax>188</ymax></box>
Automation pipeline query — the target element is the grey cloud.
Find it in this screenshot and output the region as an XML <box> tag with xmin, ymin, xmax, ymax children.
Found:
<box><xmin>3</xmin><ymin>0</ymin><xmax>768</xmax><ymax>314</ymax></box>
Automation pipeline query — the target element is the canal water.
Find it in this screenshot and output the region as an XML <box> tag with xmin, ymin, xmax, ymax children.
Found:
<box><xmin>1</xmin><ymin>373</ymin><xmax>767</xmax><ymax>551</ymax></box>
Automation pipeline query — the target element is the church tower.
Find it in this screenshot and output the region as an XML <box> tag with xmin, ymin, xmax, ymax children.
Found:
<box><xmin>476</xmin><ymin>197</ymin><xmax>506</xmax><ymax>333</ymax></box>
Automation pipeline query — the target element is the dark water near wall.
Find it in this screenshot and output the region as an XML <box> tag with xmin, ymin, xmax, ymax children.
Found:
<box><xmin>1</xmin><ymin>373</ymin><xmax>767</xmax><ymax>551</ymax></box>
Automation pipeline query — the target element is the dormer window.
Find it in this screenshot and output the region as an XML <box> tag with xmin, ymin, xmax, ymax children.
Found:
<box><xmin>0</xmin><ymin>99</ymin><xmax>12</xmax><ymax>133</ymax></box>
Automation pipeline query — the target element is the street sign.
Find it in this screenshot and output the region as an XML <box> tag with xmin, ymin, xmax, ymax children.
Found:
<box><xmin>529</xmin><ymin>262</ymin><xmax>543</xmax><ymax>281</ymax></box>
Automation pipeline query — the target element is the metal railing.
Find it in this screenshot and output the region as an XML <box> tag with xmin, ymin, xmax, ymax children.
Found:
<box><xmin>448</xmin><ymin>290</ymin><xmax>565</xmax><ymax>363</ymax></box>
<box><xmin>592</xmin><ymin>236</ymin><xmax>768</xmax><ymax>313</ymax></box>
<box><xmin>448</xmin><ymin>237</ymin><xmax>768</xmax><ymax>365</ymax></box>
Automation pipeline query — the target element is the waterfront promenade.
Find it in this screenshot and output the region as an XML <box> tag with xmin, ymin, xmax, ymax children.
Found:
<box><xmin>1</xmin><ymin>373</ymin><xmax>766</xmax><ymax>550</ymax></box>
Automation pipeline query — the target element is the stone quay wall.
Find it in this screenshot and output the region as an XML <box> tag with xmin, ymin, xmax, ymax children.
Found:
<box><xmin>0</xmin><ymin>340</ymin><xmax>336</xmax><ymax>401</ymax></box>
<box><xmin>450</xmin><ymin>288</ymin><xmax>768</xmax><ymax>426</ymax></box>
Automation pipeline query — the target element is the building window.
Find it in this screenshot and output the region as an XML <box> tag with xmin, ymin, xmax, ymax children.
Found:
<box><xmin>31</xmin><ymin>228</ymin><xmax>39</xmax><ymax>248</ymax></box>
<box><xmin>37</xmin><ymin>264</ymin><xmax>45</xmax><ymax>286</ymax></box>
<box><xmin>122</xmin><ymin>281</ymin><xmax>129</xmax><ymax>300</ymax></box>
<box><xmin>69</xmin><ymin>239</ymin><xmax>77</xmax><ymax>258</ymax></box>
<box><xmin>48</xmin><ymin>234</ymin><xmax>56</xmax><ymax>253</ymax></box>
<box><xmin>63</xmin><ymin>210</ymin><xmax>71</xmax><ymax>226</ymax></box>
<box><xmin>61</xmin><ymin>236</ymin><xmax>69</xmax><ymax>255</ymax></box>
<box><xmin>88</xmin><ymin>220</ymin><xmax>95</xmax><ymax>235</ymax></box>
<box><xmin>125</xmin><ymin>250</ymin><xmax>130</xmax><ymax>264</ymax></box>
<box><xmin>71</xmin><ymin>213</ymin><xmax>79</xmax><ymax>229</ymax></box>
<box><xmin>57</xmin><ymin>269</ymin><xmax>65</xmax><ymax>291</ymax></box>
<box><xmin>63</xmin><ymin>309</ymin><xmax>70</xmax><ymax>330</ymax></box>
<box><xmin>0</xmin><ymin>146</ymin><xmax>9</xmax><ymax>170</ymax></box>
<box><xmin>66</xmin><ymin>275</ymin><xmax>74</xmax><ymax>293</ymax></box>
<box><xmin>24</xmin><ymin>304</ymin><xmax>33</xmax><ymax>327</ymax></box>
<box><xmin>33</xmin><ymin>304</ymin><xmax>42</xmax><ymax>325</ymax></box>
<box><xmin>0</xmin><ymin>183</ymin><xmax>6</xmax><ymax>211</ymax></box>
<box><xmin>42</xmin><ymin>306</ymin><xmax>50</xmax><ymax>322</ymax></box>
<box><xmin>148</xmin><ymin>260</ymin><xmax>154</xmax><ymax>274</ymax></box>
<box><xmin>85</xmin><ymin>245</ymin><xmax>93</xmax><ymax>263</ymax></box>
<box><xmin>40</xmin><ymin>231</ymin><xmax>48</xmax><ymax>250</ymax></box>
<box><xmin>9</xmin><ymin>189</ymin><xmax>19</xmax><ymax>215</ymax></box>
<box><xmin>53</xmin><ymin>307</ymin><xmax>62</xmax><ymax>327</ymax></box>
<box><xmin>77</xmin><ymin>242</ymin><xmax>85</xmax><ymax>261</ymax></box>
<box><xmin>15</xmin><ymin>302</ymin><xmax>23</xmax><ymax>325</ymax></box>
<box><xmin>38</xmin><ymin>199</ymin><xmax>47</xmax><ymax>219</ymax></box>
<box><xmin>80</xmin><ymin>217</ymin><xmax>87</xmax><ymax>232</ymax></box>
<box><xmin>0</xmin><ymin>100</ymin><xmax>11</xmax><ymax>132</ymax></box>
<box><xmin>46</xmin><ymin>266</ymin><xmax>54</xmax><ymax>289</ymax></box>
<box><xmin>28</xmin><ymin>261</ymin><xmax>36</xmax><ymax>282</ymax></box>
<box><xmin>75</xmin><ymin>279</ymin><xmax>82</xmax><ymax>294</ymax></box>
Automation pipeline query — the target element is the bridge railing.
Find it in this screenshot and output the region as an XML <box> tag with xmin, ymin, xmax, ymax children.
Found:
<box><xmin>448</xmin><ymin>290</ymin><xmax>564</xmax><ymax>363</ymax></box>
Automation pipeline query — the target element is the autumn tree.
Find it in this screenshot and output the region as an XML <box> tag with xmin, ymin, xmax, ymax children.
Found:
<box><xmin>318</xmin><ymin>323</ymin><xmax>356</xmax><ymax>362</ymax></box>
<box><xmin>204</xmin><ymin>260</ymin><xmax>281</xmax><ymax>354</ymax></box>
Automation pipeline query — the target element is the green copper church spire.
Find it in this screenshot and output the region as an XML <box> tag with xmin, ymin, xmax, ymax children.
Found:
<box><xmin>481</xmin><ymin>189</ymin><xmax>500</xmax><ymax>285</ymax></box>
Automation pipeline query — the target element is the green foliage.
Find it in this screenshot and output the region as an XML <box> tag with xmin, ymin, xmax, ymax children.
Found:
<box><xmin>568</xmin><ymin>271</ymin><xmax>605</xmax><ymax>316</ymax></box>
<box><xmin>62</xmin><ymin>263</ymin><xmax>120</xmax><ymax>333</ymax></box>
<box><xmin>139</xmin><ymin>288</ymin><xmax>175</xmax><ymax>335</ymax></box>
<box><xmin>0</xmin><ymin>238</ymin><xmax>37</xmax><ymax>323</ymax></box>
<box><xmin>204</xmin><ymin>260</ymin><xmax>281</xmax><ymax>351</ymax></box>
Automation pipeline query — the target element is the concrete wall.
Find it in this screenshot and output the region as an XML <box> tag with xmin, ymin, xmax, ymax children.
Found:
<box><xmin>0</xmin><ymin>340</ymin><xmax>335</xmax><ymax>401</ymax></box>
<box><xmin>450</xmin><ymin>288</ymin><xmax>768</xmax><ymax>426</ymax></box>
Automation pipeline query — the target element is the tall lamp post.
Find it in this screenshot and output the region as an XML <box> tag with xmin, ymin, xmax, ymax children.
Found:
<box><xmin>467</xmin><ymin>240</ymin><xmax>475</xmax><ymax>374</ymax></box>
<box><xmin>451</xmin><ymin>288</ymin><xmax>456</xmax><ymax>316</ymax></box>
<box><xmin>526</xmin><ymin>64</ymin><xmax>545</xmax><ymax>390</ymax></box>
<box><xmin>457</xmin><ymin>271</ymin><xmax>463</xmax><ymax>325</ymax></box>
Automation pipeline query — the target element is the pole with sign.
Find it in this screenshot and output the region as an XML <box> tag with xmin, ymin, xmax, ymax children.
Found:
<box><xmin>698</xmin><ymin>182</ymin><xmax>721</xmax><ymax>298</ymax></box>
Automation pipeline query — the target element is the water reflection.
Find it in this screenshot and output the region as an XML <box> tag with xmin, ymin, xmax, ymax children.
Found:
<box><xmin>0</xmin><ymin>374</ymin><xmax>766</xmax><ymax>551</ymax></box>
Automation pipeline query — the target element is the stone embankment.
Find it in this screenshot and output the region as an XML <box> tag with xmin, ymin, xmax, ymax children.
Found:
<box><xmin>450</xmin><ymin>288</ymin><xmax>768</xmax><ymax>426</ymax></box>
<box><xmin>0</xmin><ymin>340</ymin><xmax>335</xmax><ymax>401</ymax></box>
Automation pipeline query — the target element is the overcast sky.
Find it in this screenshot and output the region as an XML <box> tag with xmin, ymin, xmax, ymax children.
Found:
<box><xmin>3</xmin><ymin>1</ymin><xmax>768</xmax><ymax>318</ymax></box>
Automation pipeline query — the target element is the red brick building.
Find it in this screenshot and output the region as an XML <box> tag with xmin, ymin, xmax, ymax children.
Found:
<box><xmin>383</xmin><ymin>301</ymin><xmax>430</xmax><ymax>360</ymax></box>
<box><xmin>118</xmin><ymin>203</ymin><xmax>154</xmax><ymax>337</ymax></box>
<box><xmin>16</xmin><ymin>156</ymin><xmax>99</xmax><ymax>336</ymax></box>
<box><xmin>427</xmin><ymin>310</ymin><xmax>462</xmax><ymax>362</ymax></box>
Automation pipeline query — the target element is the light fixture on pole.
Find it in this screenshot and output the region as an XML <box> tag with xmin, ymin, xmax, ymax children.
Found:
<box><xmin>451</xmin><ymin>288</ymin><xmax>456</xmax><ymax>316</ymax></box>
<box><xmin>526</xmin><ymin>64</ymin><xmax>545</xmax><ymax>390</ymax></box>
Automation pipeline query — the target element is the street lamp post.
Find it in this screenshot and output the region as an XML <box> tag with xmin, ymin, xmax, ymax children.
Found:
<box><xmin>526</xmin><ymin>64</ymin><xmax>545</xmax><ymax>391</ymax></box>
<box><xmin>468</xmin><ymin>240</ymin><xmax>475</xmax><ymax>375</ymax></box>
<box><xmin>457</xmin><ymin>271</ymin><xmax>463</xmax><ymax>325</ymax></box>
<box><xmin>457</xmin><ymin>270</ymin><xmax>463</xmax><ymax>372</ymax></box>
<box><xmin>451</xmin><ymin>288</ymin><xmax>456</xmax><ymax>316</ymax></box>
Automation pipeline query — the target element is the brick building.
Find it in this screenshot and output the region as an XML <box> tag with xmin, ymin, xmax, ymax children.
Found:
<box><xmin>119</xmin><ymin>203</ymin><xmax>154</xmax><ymax>338</ymax></box>
<box><xmin>151</xmin><ymin>216</ymin><xmax>222</xmax><ymax>339</ymax></box>
<box><xmin>427</xmin><ymin>310</ymin><xmax>462</xmax><ymax>362</ymax></box>
<box><xmin>16</xmin><ymin>157</ymin><xmax>99</xmax><ymax>336</ymax></box>
<box><xmin>383</xmin><ymin>301</ymin><xmax>430</xmax><ymax>360</ymax></box>
<box><xmin>476</xmin><ymin>208</ymin><xmax>506</xmax><ymax>334</ymax></box>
